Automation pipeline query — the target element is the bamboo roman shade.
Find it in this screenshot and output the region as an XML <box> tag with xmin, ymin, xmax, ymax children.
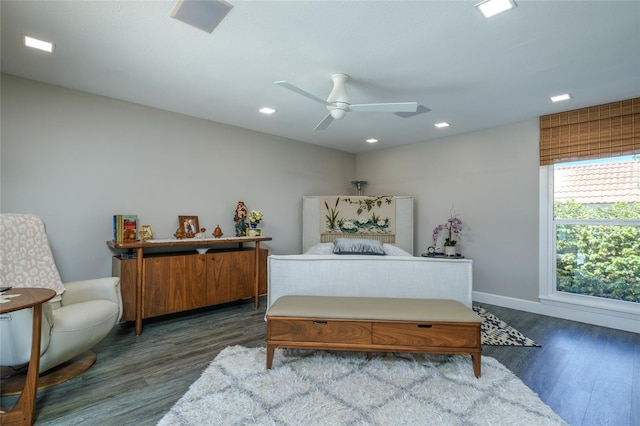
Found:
<box><xmin>539</xmin><ymin>97</ymin><xmax>640</xmax><ymax>165</ymax></box>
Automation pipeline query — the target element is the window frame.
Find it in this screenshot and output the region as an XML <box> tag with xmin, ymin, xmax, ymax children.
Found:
<box><xmin>539</xmin><ymin>166</ymin><xmax>640</xmax><ymax>316</ymax></box>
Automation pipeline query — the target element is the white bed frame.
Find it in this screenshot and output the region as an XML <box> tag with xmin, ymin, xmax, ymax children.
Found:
<box><xmin>267</xmin><ymin>255</ymin><xmax>473</xmax><ymax>309</ymax></box>
<box><xmin>267</xmin><ymin>195</ymin><xmax>473</xmax><ymax>311</ymax></box>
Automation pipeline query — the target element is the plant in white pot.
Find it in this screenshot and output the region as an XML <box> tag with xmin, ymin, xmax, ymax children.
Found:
<box><xmin>432</xmin><ymin>214</ymin><xmax>463</xmax><ymax>256</ymax></box>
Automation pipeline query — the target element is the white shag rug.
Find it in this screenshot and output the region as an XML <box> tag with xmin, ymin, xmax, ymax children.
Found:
<box><xmin>158</xmin><ymin>346</ymin><xmax>566</xmax><ymax>426</ymax></box>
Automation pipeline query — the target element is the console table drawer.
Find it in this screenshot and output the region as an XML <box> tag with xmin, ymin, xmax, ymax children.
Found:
<box><xmin>372</xmin><ymin>322</ymin><xmax>479</xmax><ymax>347</ymax></box>
<box><xmin>269</xmin><ymin>319</ymin><xmax>371</xmax><ymax>344</ymax></box>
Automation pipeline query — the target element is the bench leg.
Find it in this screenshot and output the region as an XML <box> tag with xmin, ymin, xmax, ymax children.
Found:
<box><xmin>266</xmin><ymin>344</ymin><xmax>275</xmax><ymax>369</ymax></box>
<box><xmin>471</xmin><ymin>353</ymin><xmax>481</xmax><ymax>378</ymax></box>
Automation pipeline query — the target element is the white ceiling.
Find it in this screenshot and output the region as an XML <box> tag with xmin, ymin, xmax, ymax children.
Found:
<box><xmin>2</xmin><ymin>1</ymin><xmax>639</xmax><ymax>154</ymax></box>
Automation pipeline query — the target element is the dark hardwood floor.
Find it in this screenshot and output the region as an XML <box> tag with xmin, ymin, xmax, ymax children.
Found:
<box><xmin>2</xmin><ymin>298</ymin><xmax>638</xmax><ymax>425</ymax></box>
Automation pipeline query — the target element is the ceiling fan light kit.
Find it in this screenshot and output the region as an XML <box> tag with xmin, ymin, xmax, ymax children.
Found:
<box><xmin>329</xmin><ymin>106</ymin><xmax>348</xmax><ymax>120</ymax></box>
<box><xmin>275</xmin><ymin>73</ymin><xmax>418</xmax><ymax>131</ymax></box>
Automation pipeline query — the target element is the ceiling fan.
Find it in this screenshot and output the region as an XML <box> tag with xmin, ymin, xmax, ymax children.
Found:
<box><xmin>275</xmin><ymin>73</ymin><xmax>418</xmax><ymax>130</ymax></box>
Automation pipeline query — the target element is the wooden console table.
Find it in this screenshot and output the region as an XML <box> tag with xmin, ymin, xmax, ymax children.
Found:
<box><xmin>0</xmin><ymin>288</ymin><xmax>56</xmax><ymax>426</ymax></box>
<box><xmin>107</xmin><ymin>236</ymin><xmax>271</xmax><ymax>335</ymax></box>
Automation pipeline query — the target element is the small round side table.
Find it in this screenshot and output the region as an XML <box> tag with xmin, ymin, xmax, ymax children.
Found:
<box><xmin>0</xmin><ymin>287</ymin><xmax>55</xmax><ymax>426</ymax></box>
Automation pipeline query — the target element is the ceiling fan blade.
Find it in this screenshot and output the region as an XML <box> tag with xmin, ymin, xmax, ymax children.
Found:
<box><xmin>349</xmin><ymin>102</ymin><xmax>418</xmax><ymax>113</ymax></box>
<box><xmin>275</xmin><ymin>81</ymin><xmax>330</xmax><ymax>106</ymax></box>
<box><xmin>314</xmin><ymin>113</ymin><xmax>334</xmax><ymax>131</ymax></box>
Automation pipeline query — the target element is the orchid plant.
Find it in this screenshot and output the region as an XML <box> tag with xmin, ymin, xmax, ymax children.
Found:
<box><xmin>432</xmin><ymin>214</ymin><xmax>463</xmax><ymax>247</ymax></box>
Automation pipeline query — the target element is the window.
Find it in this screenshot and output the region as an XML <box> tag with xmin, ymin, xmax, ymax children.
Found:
<box><xmin>541</xmin><ymin>155</ymin><xmax>639</xmax><ymax>311</ymax></box>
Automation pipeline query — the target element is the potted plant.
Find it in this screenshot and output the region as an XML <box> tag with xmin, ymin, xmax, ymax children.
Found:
<box><xmin>249</xmin><ymin>210</ymin><xmax>263</xmax><ymax>228</ymax></box>
<box><xmin>432</xmin><ymin>214</ymin><xmax>463</xmax><ymax>256</ymax></box>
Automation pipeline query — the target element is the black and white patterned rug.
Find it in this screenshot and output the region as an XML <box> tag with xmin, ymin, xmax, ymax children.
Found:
<box><xmin>158</xmin><ymin>346</ymin><xmax>564</xmax><ymax>425</ymax></box>
<box><xmin>473</xmin><ymin>305</ymin><xmax>540</xmax><ymax>347</ymax></box>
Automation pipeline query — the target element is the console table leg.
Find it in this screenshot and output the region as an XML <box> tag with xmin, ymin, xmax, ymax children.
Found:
<box><xmin>135</xmin><ymin>247</ymin><xmax>144</xmax><ymax>335</ymax></box>
<box><xmin>254</xmin><ymin>241</ymin><xmax>261</xmax><ymax>309</ymax></box>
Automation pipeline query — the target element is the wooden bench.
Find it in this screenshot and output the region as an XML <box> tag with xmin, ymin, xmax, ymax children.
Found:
<box><xmin>266</xmin><ymin>295</ymin><xmax>482</xmax><ymax>377</ymax></box>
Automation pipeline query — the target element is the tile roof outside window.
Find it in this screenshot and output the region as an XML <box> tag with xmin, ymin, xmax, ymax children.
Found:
<box><xmin>554</xmin><ymin>160</ymin><xmax>640</xmax><ymax>204</ymax></box>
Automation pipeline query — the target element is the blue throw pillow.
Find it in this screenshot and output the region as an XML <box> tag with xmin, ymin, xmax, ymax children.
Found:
<box><xmin>333</xmin><ymin>238</ymin><xmax>385</xmax><ymax>255</ymax></box>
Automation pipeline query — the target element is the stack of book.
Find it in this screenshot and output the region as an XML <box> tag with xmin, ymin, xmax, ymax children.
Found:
<box><xmin>113</xmin><ymin>214</ymin><xmax>138</xmax><ymax>243</ymax></box>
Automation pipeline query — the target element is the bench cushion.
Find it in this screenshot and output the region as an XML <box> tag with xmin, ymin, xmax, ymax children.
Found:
<box><xmin>267</xmin><ymin>296</ymin><xmax>481</xmax><ymax>323</ymax></box>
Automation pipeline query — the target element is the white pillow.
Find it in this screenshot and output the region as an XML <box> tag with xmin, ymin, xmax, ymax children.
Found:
<box><xmin>304</xmin><ymin>243</ymin><xmax>335</xmax><ymax>255</ymax></box>
<box><xmin>333</xmin><ymin>238</ymin><xmax>385</xmax><ymax>255</ymax></box>
<box><xmin>382</xmin><ymin>244</ymin><xmax>412</xmax><ymax>257</ymax></box>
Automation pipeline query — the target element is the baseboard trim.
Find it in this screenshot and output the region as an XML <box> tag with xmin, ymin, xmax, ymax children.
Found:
<box><xmin>472</xmin><ymin>291</ymin><xmax>639</xmax><ymax>334</ymax></box>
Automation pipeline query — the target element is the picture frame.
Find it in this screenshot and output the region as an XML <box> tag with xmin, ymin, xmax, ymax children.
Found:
<box><xmin>139</xmin><ymin>225</ymin><xmax>153</xmax><ymax>240</ymax></box>
<box><xmin>247</xmin><ymin>228</ymin><xmax>262</xmax><ymax>237</ymax></box>
<box><xmin>179</xmin><ymin>215</ymin><xmax>199</xmax><ymax>235</ymax></box>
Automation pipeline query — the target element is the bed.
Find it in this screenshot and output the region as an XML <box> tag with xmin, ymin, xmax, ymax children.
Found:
<box><xmin>267</xmin><ymin>195</ymin><xmax>472</xmax><ymax>310</ymax></box>
<box><xmin>268</xmin><ymin>217</ymin><xmax>473</xmax><ymax>310</ymax></box>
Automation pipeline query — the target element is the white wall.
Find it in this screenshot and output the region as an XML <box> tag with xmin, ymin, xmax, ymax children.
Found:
<box><xmin>3</xmin><ymin>75</ymin><xmax>636</xmax><ymax>332</ymax></box>
<box><xmin>1</xmin><ymin>74</ymin><xmax>356</xmax><ymax>282</ymax></box>
<box><xmin>356</xmin><ymin>120</ymin><xmax>541</xmax><ymax>302</ymax></box>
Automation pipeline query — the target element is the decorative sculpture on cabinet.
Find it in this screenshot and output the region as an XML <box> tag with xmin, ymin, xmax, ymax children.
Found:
<box><xmin>234</xmin><ymin>201</ymin><xmax>248</xmax><ymax>237</ymax></box>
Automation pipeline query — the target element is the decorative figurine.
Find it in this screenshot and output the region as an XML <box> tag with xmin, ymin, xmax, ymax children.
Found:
<box><xmin>234</xmin><ymin>201</ymin><xmax>248</xmax><ymax>237</ymax></box>
<box><xmin>174</xmin><ymin>226</ymin><xmax>186</xmax><ymax>239</ymax></box>
<box><xmin>213</xmin><ymin>225</ymin><xmax>223</xmax><ymax>238</ymax></box>
<box><xmin>123</xmin><ymin>229</ymin><xmax>138</xmax><ymax>243</ymax></box>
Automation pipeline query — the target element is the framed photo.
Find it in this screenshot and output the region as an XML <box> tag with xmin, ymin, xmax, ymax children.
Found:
<box><xmin>139</xmin><ymin>225</ymin><xmax>153</xmax><ymax>240</ymax></box>
<box><xmin>179</xmin><ymin>215</ymin><xmax>199</xmax><ymax>234</ymax></box>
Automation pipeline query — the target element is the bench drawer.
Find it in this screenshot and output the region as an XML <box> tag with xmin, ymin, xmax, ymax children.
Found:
<box><xmin>372</xmin><ymin>322</ymin><xmax>479</xmax><ymax>347</ymax></box>
<box><xmin>269</xmin><ymin>319</ymin><xmax>371</xmax><ymax>344</ymax></box>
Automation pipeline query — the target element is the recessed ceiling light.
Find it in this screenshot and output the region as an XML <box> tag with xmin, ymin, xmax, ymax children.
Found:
<box><xmin>550</xmin><ymin>93</ymin><xmax>572</xmax><ymax>103</ymax></box>
<box><xmin>259</xmin><ymin>107</ymin><xmax>276</xmax><ymax>115</ymax></box>
<box><xmin>435</xmin><ymin>122</ymin><xmax>450</xmax><ymax>128</ymax></box>
<box><xmin>475</xmin><ymin>0</ymin><xmax>516</xmax><ymax>18</ymax></box>
<box><xmin>24</xmin><ymin>35</ymin><xmax>54</xmax><ymax>53</ymax></box>
<box><xmin>365</xmin><ymin>139</ymin><xmax>379</xmax><ymax>144</ymax></box>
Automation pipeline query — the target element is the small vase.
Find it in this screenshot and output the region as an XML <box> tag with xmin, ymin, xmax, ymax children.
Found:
<box><xmin>444</xmin><ymin>246</ymin><xmax>456</xmax><ymax>256</ymax></box>
<box><xmin>250</xmin><ymin>223</ymin><xmax>258</xmax><ymax>229</ymax></box>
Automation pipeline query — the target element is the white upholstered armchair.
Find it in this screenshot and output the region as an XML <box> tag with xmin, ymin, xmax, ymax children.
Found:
<box><xmin>0</xmin><ymin>214</ymin><xmax>122</xmax><ymax>380</ymax></box>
